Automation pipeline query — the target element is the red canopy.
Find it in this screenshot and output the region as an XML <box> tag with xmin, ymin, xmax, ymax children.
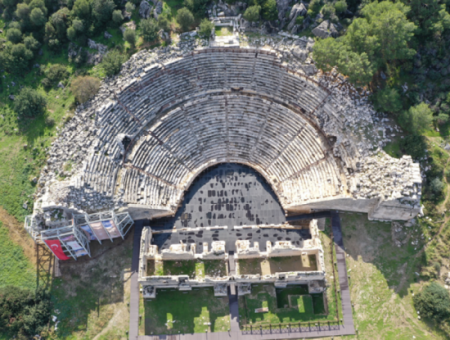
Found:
<box><xmin>44</xmin><ymin>239</ymin><xmax>71</xmax><ymax>260</ymax></box>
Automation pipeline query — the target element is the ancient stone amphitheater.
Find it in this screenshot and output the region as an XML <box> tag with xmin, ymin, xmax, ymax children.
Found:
<box><xmin>33</xmin><ymin>46</ymin><xmax>422</xmax><ymax>224</ymax></box>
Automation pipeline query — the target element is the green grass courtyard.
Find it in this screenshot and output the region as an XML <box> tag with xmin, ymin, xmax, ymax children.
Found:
<box><xmin>142</xmin><ymin>287</ymin><xmax>230</xmax><ymax>335</ymax></box>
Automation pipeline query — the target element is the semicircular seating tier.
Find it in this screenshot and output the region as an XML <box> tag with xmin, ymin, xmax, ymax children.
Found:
<box><xmin>36</xmin><ymin>48</ymin><xmax>422</xmax><ymax>221</ymax></box>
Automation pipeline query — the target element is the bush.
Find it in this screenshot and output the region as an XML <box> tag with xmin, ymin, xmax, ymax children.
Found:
<box><xmin>45</xmin><ymin>64</ymin><xmax>69</xmax><ymax>84</ymax></box>
<box><xmin>334</xmin><ymin>0</ymin><xmax>347</xmax><ymax>14</ymax></box>
<box><xmin>123</xmin><ymin>28</ymin><xmax>136</xmax><ymax>47</ymax></box>
<box><xmin>243</xmin><ymin>5</ymin><xmax>261</xmax><ymax>23</ymax></box>
<box><xmin>0</xmin><ymin>286</ymin><xmax>52</xmax><ymax>337</ymax></box>
<box><xmin>295</xmin><ymin>15</ymin><xmax>304</xmax><ymax>26</ymax></box>
<box><xmin>14</xmin><ymin>87</ymin><xmax>47</xmax><ymax>117</ymax></box>
<box><xmin>414</xmin><ymin>282</ymin><xmax>450</xmax><ymax>321</ymax></box>
<box><xmin>92</xmin><ymin>0</ymin><xmax>116</xmax><ymax>25</ymax></box>
<box><xmin>307</xmin><ymin>0</ymin><xmax>322</xmax><ymax>18</ymax></box>
<box><xmin>125</xmin><ymin>2</ymin><xmax>135</xmax><ymax>13</ymax></box>
<box><xmin>23</xmin><ymin>36</ymin><xmax>40</xmax><ymax>51</ymax></box>
<box><xmin>101</xmin><ymin>50</ymin><xmax>127</xmax><ymax>76</ymax></box>
<box><xmin>430</xmin><ymin>177</ymin><xmax>444</xmax><ymax>195</ymax></box>
<box><xmin>372</xmin><ymin>87</ymin><xmax>403</xmax><ymax>114</ymax></box>
<box><xmin>71</xmin><ymin>76</ymin><xmax>101</xmax><ymax>103</ymax></box>
<box><xmin>262</xmin><ymin>0</ymin><xmax>277</xmax><ymax>21</ymax></box>
<box><xmin>140</xmin><ymin>18</ymin><xmax>159</xmax><ymax>42</ymax></box>
<box><xmin>158</xmin><ymin>15</ymin><xmax>170</xmax><ymax>32</ymax></box>
<box><xmin>6</xmin><ymin>28</ymin><xmax>22</xmax><ymax>43</ymax></box>
<box><xmin>198</xmin><ymin>18</ymin><xmax>213</xmax><ymax>38</ymax></box>
<box><xmin>401</xmin><ymin>102</ymin><xmax>434</xmax><ymax>134</ymax></box>
<box><xmin>112</xmin><ymin>9</ymin><xmax>123</xmax><ymax>25</ymax></box>
<box><xmin>176</xmin><ymin>7</ymin><xmax>194</xmax><ymax>32</ymax></box>
<box><xmin>399</xmin><ymin>135</ymin><xmax>427</xmax><ymax>159</ymax></box>
<box><xmin>67</xmin><ymin>26</ymin><xmax>76</xmax><ymax>40</ymax></box>
<box><xmin>30</xmin><ymin>8</ymin><xmax>46</xmax><ymax>26</ymax></box>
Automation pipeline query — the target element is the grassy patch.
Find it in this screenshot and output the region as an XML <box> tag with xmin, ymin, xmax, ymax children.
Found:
<box><xmin>144</xmin><ymin>288</ymin><xmax>230</xmax><ymax>335</ymax></box>
<box><xmin>162</xmin><ymin>260</ymin><xmax>196</xmax><ymax>277</ymax></box>
<box><xmin>215</xmin><ymin>27</ymin><xmax>233</xmax><ymax>36</ymax></box>
<box><xmin>238</xmin><ymin>284</ymin><xmax>334</xmax><ymax>326</ymax></box>
<box><xmin>340</xmin><ymin>212</ymin><xmax>445</xmax><ymax>340</ymax></box>
<box><xmin>0</xmin><ymin>222</ymin><xmax>35</xmax><ymax>290</ymax></box>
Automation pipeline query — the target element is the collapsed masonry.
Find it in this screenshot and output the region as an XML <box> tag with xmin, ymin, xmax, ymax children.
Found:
<box><xmin>139</xmin><ymin>220</ymin><xmax>326</xmax><ymax>298</ymax></box>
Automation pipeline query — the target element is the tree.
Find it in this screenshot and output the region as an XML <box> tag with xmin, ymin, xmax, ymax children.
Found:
<box><xmin>372</xmin><ymin>87</ymin><xmax>403</xmax><ymax>114</ymax></box>
<box><xmin>158</xmin><ymin>15</ymin><xmax>170</xmax><ymax>32</ymax></box>
<box><xmin>0</xmin><ymin>286</ymin><xmax>52</xmax><ymax>337</ymax></box>
<box><xmin>92</xmin><ymin>0</ymin><xmax>115</xmax><ymax>26</ymax></box>
<box><xmin>262</xmin><ymin>0</ymin><xmax>277</xmax><ymax>21</ymax></box>
<box><xmin>430</xmin><ymin>177</ymin><xmax>444</xmax><ymax>195</ymax></box>
<box><xmin>3</xmin><ymin>43</ymin><xmax>34</xmax><ymax>72</ymax></box>
<box><xmin>140</xmin><ymin>18</ymin><xmax>158</xmax><ymax>42</ymax></box>
<box><xmin>71</xmin><ymin>76</ymin><xmax>100</xmax><ymax>103</ymax></box>
<box><xmin>334</xmin><ymin>0</ymin><xmax>348</xmax><ymax>14</ymax></box>
<box><xmin>123</xmin><ymin>28</ymin><xmax>136</xmax><ymax>47</ymax></box>
<box><xmin>30</xmin><ymin>8</ymin><xmax>46</xmax><ymax>26</ymax></box>
<box><xmin>184</xmin><ymin>0</ymin><xmax>208</xmax><ymax>16</ymax></box>
<box><xmin>243</xmin><ymin>5</ymin><xmax>261</xmax><ymax>23</ymax></box>
<box><xmin>198</xmin><ymin>18</ymin><xmax>213</xmax><ymax>38</ymax></box>
<box><xmin>50</xmin><ymin>8</ymin><xmax>71</xmax><ymax>40</ymax></box>
<box><xmin>405</xmin><ymin>102</ymin><xmax>434</xmax><ymax>134</ymax></box>
<box><xmin>101</xmin><ymin>50</ymin><xmax>127</xmax><ymax>76</ymax></box>
<box><xmin>67</xmin><ymin>26</ymin><xmax>76</xmax><ymax>40</ymax></box>
<box><xmin>72</xmin><ymin>18</ymin><xmax>84</xmax><ymax>32</ymax></box>
<box><xmin>313</xmin><ymin>38</ymin><xmax>373</xmax><ymax>86</ymax></box>
<box><xmin>312</xmin><ymin>1</ymin><xmax>417</xmax><ymax>86</ymax></box>
<box><xmin>414</xmin><ymin>282</ymin><xmax>450</xmax><ymax>321</ymax></box>
<box><xmin>125</xmin><ymin>2</ymin><xmax>135</xmax><ymax>13</ymax></box>
<box><xmin>29</xmin><ymin>0</ymin><xmax>48</xmax><ymax>16</ymax></box>
<box><xmin>6</xmin><ymin>28</ymin><xmax>22</xmax><ymax>44</ymax></box>
<box><xmin>72</xmin><ymin>0</ymin><xmax>90</xmax><ymax>19</ymax></box>
<box><xmin>23</xmin><ymin>36</ymin><xmax>40</xmax><ymax>51</ymax></box>
<box><xmin>112</xmin><ymin>9</ymin><xmax>123</xmax><ymax>25</ymax></box>
<box><xmin>14</xmin><ymin>87</ymin><xmax>47</xmax><ymax>117</ymax></box>
<box><xmin>176</xmin><ymin>7</ymin><xmax>194</xmax><ymax>32</ymax></box>
<box><xmin>307</xmin><ymin>0</ymin><xmax>322</xmax><ymax>18</ymax></box>
<box><xmin>15</xmin><ymin>3</ymin><xmax>31</xmax><ymax>21</ymax></box>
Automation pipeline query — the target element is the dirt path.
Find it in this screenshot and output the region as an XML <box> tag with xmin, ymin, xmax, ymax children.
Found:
<box><xmin>0</xmin><ymin>207</ymin><xmax>36</xmax><ymax>265</ymax></box>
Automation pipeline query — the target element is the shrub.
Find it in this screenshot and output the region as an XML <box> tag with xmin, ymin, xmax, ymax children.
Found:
<box><xmin>123</xmin><ymin>28</ymin><xmax>136</xmax><ymax>47</ymax></box>
<box><xmin>295</xmin><ymin>15</ymin><xmax>304</xmax><ymax>26</ymax></box>
<box><xmin>112</xmin><ymin>9</ymin><xmax>123</xmax><ymax>24</ymax></box>
<box><xmin>198</xmin><ymin>18</ymin><xmax>213</xmax><ymax>38</ymax></box>
<box><xmin>125</xmin><ymin>2</ymin><xmax>135</xmax><ymax>13</ymax></box>
<box><xmin>177</xmin><ymin>7</ymin><xmax>194</xmax><ymax>32</ymax></box>
<box><xmin>23</xmin><ymin>36</ymin><xmax>40</xmax><ymax>51</ymax></box>
<box><xmin>372</xmin><ymin>87</ymin><xmax>403</xmax><ymax>114</ymax></box>
<box><xmin>92</xmin><ymin>0</ymin><xmax>116</xmax><ymax>25</ymax></box>
<box><xmin>101</xmin><ymin>50</ymin><xmax>127</xmax><ymax>76</ymax></box>
<box><xmin>140</xmin><ymin>18</ymin><xmax>159</xmax><ymax>42</ymax></box>
<box><xmin>30</xmin><ymin>8</ymin><xmax>46</xmax><ymax>26</ymax></box>
<box><xmin>14</xmin><ymin>87</ymin><xmax>47</xmax><ymax>117</ymax></box>
<box><xmin>430</xmin><ymin>177</ymin><xmax>444</xmax><ymax>195</ymax></box>
<box><xmin>6</xmin><ymin>28</ymin><xmax>22</xmax><ymax>43</ymax></box>
<box><xmin>244</xmin><ymin>5</ymin><xmax>261</xmax><ymax>22</ymax></box>
<box><xmin>71</xmin><ymin>76</ymin><xmax>101</xmax><ymax>103</ymax></box>
<box><xmin>402</xmin><ymin>102</ymin><xmax>434</xmax><ymax>134</ymax></box>
<box><xmin>158</xmin><ymin>15</ymin><xmax>170</xmax><ymax>32</ymax></box>
<box><xmin>399</xmin><ymin>135</ymin><xmax>426</xmax><ymax>159</ymax></box>
<box><xmin>45</xmin><ymin>64</ymin><xmax>69</xmax><ymax>84</ymax></box>
<box><xmin>414</xmin><ymin>282</ymin><xmax>450</xmax><ymax>321</ymax></box>
<box><xmin>67</xmin><ymin>26</ymin><xmax>76</xmax><ymax>40</ymax></box>
<box><xmin>307</xmin><ymin>0</ymin><xmax>322</xmax><ymax>18</ymax></box>
<box><xmin>335</xmin><ymin>0</ymin><xmax>347</xmax><ymax>14</ymax></box>
<box><xmin>262</xmin><ymin>0</ymin><xmax>277</xmax><ymax>21</ymax></box>
<box><xmin>0</xmin><ymin>286</ymin><xmax>52</xmax><ymax>337</ymax></box>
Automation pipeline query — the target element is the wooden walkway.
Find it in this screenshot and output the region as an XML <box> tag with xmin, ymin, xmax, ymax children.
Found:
<box><xmin>129</xmin><ymin>212</ymin><xmax>355</xmax><ymax>340</ymax></box>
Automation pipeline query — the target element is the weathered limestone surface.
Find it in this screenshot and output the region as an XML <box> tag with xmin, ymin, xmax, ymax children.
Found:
<box><xmin>32</xmin><ymin>38</ymin><xmax>422</xmax><ymax>223</ymax></box>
